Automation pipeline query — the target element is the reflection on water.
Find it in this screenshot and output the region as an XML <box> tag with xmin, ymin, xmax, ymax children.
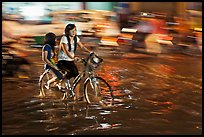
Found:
<box><xmin>2</xmin><ymin>51</ymin><xmax>202</xmax><ymax>135</ymax></box>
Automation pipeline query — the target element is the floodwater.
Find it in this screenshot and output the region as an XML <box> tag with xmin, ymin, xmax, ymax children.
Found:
<box><xmin>2</xmin><ymin>44</ymin><xmax>202</xmax><ymax>135</ymax></box>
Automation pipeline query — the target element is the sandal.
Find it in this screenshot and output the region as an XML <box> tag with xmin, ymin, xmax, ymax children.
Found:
<box><xmin>45</xmin><ymin>84</ymin><xmax>49</xmax><ymax>89</ymax></box>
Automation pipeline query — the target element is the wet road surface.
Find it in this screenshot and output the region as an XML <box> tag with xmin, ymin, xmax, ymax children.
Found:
<box><xmin>2</xmin><ymin>42</ymin><xmax>202</xmax><ymax>135</ymax></box>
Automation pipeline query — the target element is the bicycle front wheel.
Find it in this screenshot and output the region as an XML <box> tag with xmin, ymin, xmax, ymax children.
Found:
<box><xmin>84</xmin><ymin>76</ymin><xmax>113</xmax><ymax>106</ymax></box>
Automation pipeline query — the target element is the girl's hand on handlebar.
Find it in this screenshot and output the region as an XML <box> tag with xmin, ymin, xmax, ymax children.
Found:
<box><xmin>74</xmin><ymin>57</ymin><xmax>80</xmax><ymax>62</ymax></box>
<box><xmin>90</xmin><ymin>51</ymin><xmax>95</xmax><ymax>56</ymax></box>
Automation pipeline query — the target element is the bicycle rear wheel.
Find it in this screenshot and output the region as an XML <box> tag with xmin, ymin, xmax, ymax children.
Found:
<box><xmin>39</xmin><ymin>70</ymin><xmax>65</xmax><ymax>99</ymax></box>
<box><xmin>84</xmin><ymin>76</ymin><xmax>113</xmax><ymax>106</ymax></box>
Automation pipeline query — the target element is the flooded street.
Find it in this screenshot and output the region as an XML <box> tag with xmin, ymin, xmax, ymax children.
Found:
<box><xmin>2</xmin><ymin>43</ymin><xmax>202</xmax><ymax>135</ymax></box>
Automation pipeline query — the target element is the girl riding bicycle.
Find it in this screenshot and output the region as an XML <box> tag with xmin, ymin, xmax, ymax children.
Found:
<box><xmin>57</xmin><ymin>24</ymin><xmax>91</xmax><ymax>100</ymax></box>
<box><xmin>40</xmin><ymin>32</ymin><xmax>63</xmax><ymax>97</ymax></box>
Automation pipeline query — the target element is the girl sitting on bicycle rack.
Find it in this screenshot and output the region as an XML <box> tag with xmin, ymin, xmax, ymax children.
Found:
<box><xmin>40</xmin><ymin>32</ymin><xmax>63</xmax><ymax>97</ymax></box>
<box><xmin>57</xmin><ymin>24</ymin><xmax>91</xmax><ymax>100</ymax></box>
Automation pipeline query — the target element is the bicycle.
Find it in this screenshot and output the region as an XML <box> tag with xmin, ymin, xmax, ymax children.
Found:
<box><xmin>38</xmin><ymin>52</ymin><xmax>114</xmax><ymax>106</ymax></box>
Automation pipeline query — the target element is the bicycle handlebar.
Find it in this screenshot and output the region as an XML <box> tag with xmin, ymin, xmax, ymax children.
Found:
<box><xmin>75</xmin><ymin>52</ymin><xmax>103</xmax><ymax>66</ymax></box>
<box><xmin>57</xmin><ymin>52</ymin><xmax>102</xmax><ymax>77</ymax></box>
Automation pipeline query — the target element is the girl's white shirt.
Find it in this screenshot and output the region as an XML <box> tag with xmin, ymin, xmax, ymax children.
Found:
<box><xmin>58</xmin><ymin>35</ymin><xmax>80</xmax><ymax>61</ymax></box>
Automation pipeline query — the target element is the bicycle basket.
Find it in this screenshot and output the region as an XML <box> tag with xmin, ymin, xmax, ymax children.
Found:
<box><xmin>88</xmin><ymin>53</ymin><xmax>103</xmax><ymax>69</ymax></box>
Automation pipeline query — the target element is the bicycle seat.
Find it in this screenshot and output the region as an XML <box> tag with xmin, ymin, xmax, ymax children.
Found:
<box><xmin>58</xmin><ymin>69</ymin><xmax>69</xmax><ymax>79</ymax></box>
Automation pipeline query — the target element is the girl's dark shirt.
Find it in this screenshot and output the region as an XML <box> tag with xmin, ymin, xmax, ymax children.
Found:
<box><xmin>42</xmin><ymin>44</ymin><xmax>54</xmax><ymax>70</ymax></box>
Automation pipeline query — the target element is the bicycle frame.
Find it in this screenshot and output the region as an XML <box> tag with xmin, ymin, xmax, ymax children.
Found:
<box><xmin>67</xmin><ymin>69</ymin><xmax>96</xmax><ymax>97</ymax></box>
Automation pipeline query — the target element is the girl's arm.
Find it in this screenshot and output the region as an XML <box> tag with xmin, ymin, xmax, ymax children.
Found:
<box><xmin>77</xmin><ymin>41</ymin><xmax>91</xmax><ymax>53</ymax></box>
<box><xmin>61</xmin><ymin>43</ymin><xmax>74</xmax><ymax>59</ymax></box>
<box><xmin>42</xmin><ymin>51</ymin><xmax>58</xmax><ymax>70</ymax></box>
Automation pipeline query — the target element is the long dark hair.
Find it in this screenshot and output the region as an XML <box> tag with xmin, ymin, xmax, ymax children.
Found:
<box><xmin>43</xmin><ymin>32</ymin><xmax>56</xmax><ymax>54</ymax></box>
<box><xmin>64</xmin><ymin>24</ymin><xmax>77</xmax><ymax>52</ymax></box>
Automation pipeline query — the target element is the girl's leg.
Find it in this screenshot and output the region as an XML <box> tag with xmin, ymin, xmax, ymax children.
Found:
<box><xmin>70</xmin><ymin>62</ymin><xmax>80</xmax><ymax>100</ymax></box>
<box><xmin>46</xmin><ymin>77</ymin><xmax>57</xmax><ymax>89</ymax></box>
<box><xmin>46</xmin><ymin>70</ymin><xmax>57</xmax><ymax>89</ymax></box>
